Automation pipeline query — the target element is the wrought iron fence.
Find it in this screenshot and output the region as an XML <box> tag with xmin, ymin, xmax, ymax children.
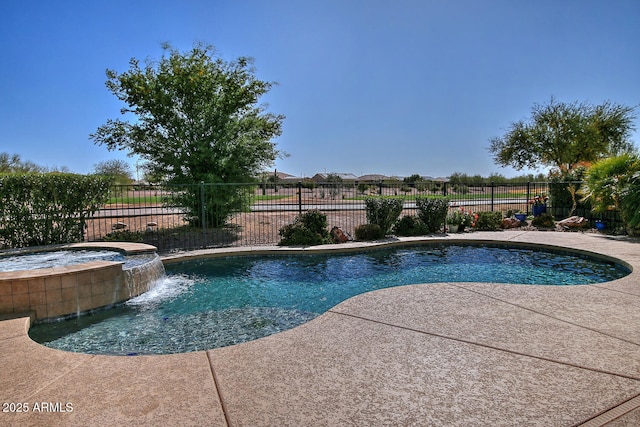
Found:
<box><xmin>83</xmin><ymin>180</ymin><xmax>621</xmax><ymax>252</ymax></box>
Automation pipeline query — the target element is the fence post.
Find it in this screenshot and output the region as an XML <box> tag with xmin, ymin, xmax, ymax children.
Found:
<box><xmin>442</xmin><ymin>181</ymin><xmax>447</xmax><ymax>197</ymax></box>
<box><xmin>378</xmin><ymin>180</ymin><xmax>383</xmax><ymax>195</ymax></box>
<box><xmin>526</xmin><ymin>181</ymin><xmax>531</xmax><ymax>216</ymax></box>
<box><xmin>297</xmin><ymin>181</ymin><xmax>303</xmax><ymax>214</ymax></box>
<box><xmin>200</xmin><ymin>181</ymin><xmax>206</xmax><ymax>233</ymax></box>
<box><xmin>490</xmin><ymin>181</ymin><xmax>495</xmax><ymax>211</ymax></box>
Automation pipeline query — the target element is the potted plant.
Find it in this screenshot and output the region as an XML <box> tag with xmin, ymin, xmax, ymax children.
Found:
<box><xmin>447</xmin><ymin>208</ymin><xmax>477</xmax><ymax>233</ymax></box>
<box><xmin>529</xmin><ymin>194</ymin><xmax>548</xmax><ymax>217</ymax></box>
<box><xmin>513</xmin><ymin>210</ymin><xmax>527</xmax><ymax>222</ymax></box>
<box><xmin>446</xmin><ymin>210</ymin><xmax>464</xmax><ymax>233</ymax></box>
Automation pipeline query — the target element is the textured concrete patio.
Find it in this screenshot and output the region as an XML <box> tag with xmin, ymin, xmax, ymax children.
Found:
<box><xmin>1</xmin><ymin>231</ymin><xmax>640</xmax><ymax>426</ymax></box>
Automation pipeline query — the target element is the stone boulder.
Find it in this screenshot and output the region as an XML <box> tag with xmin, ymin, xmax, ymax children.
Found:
<box><xmin>558</xmin><ymin>216</ymin><xmax>588</xmax><ymax>229</ymax></box>
<box><xmin>501</xmin><ymin>218</ymin><xmax>522</xmax><ymax>229</ymax></box>
<box><xmin>331</xmin><ymin>226</ymin><xmax>353</xmax><ymax>243</ymax></box>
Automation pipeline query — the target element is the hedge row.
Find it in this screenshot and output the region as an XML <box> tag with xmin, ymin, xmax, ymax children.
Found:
<box><xmin>0</xmin><ymin>173</ymin><xmax>112</xmax><ymax>248</ymax></box>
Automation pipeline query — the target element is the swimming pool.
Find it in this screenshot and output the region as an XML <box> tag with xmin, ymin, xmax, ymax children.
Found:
<box><xmin>28</xmin><ymin>243</ymin><xmax>629</xmax><ymax>355</ymax></box>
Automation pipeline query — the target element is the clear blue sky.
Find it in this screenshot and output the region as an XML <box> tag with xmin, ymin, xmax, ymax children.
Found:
<box><xmin>2</xmin><ymin>0</ymin><xmax>639</xmax><ymax>179</ymax></box>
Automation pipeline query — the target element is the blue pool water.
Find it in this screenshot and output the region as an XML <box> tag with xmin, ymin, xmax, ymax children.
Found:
<box><xmin>29</xmin><ymin>244</ymin><xmax>629</xmax><ymax>355</ymax></box>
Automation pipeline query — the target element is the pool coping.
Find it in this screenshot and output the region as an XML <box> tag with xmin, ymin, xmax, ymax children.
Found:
<box><xmin>2</xmin><ymin>230</ymin><xmax>640</xmax><ymax>426</ymax></box>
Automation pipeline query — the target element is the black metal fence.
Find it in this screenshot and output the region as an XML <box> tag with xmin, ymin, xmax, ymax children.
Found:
<box><xmin>84</xmin><ymin>181</ymin><xmax>621</xmax><ymax>252</ymax></box>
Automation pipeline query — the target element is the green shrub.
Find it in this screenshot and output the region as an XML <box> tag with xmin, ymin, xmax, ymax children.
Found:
<box><xmin>298</xmin><ymin>209</ymin><xmax>328</xmax><ymax>234</ymax></box>
<box><xmin>301</xmin><ymin>180</ymin><xmax>315</xmax><ymax>190</ymax></box>
<box><xmin>102</xmin><ymin>230</ymin><xmax>144</xmax><ymax>243</ymax></box>
<box><xmin>452</xmin><ymin>184</ymin><xmax>469</xmax><ymax>194</ymax></box>
<box><xmin>279</xmin><ymin>222</ymin><xmax>325</xmax><ymax>246</ymax></box>
<box><xmin>356</xmin><ymin>182</ymin><xmax>368</xmax><ymax>194</ymax></box>
<box><xmin>531</xmin><ymin>213</ymin><xmax>555</xmax><ymax>228</ymax></box>
<box><xmin>393</xmin><ymin>215</ymin><xmax>428</xmax><ymax>237</ymax></box>
<box><xmin>415</xmin><ymin>197</ymin><xmax>449</xmax><ymax>233</ymax></box>
<box><xmin>415</xmin><ymin>181</ymin><xmax>428</xmax><ymax>192</ymax></box>
<box><xmin>364</xmin><ymin>197</ymin><xmax>404</xmax><ymax>235</ymax></box>
<box><xmin>621</xmin><ymin>178</ymin><xmax>640</xmax><ymax>231</ymax></box>
<box><xmin>581</xmin><ymin>154</ymin><xmax>640</xmax><ymax>230</ymax></box>
<box><xmin>474</xmin><ymin>211</ymin><xmax>503</xmax><ymax>231</ymax></box>
<box><xmin>446</xmin><ymin>207</ymin><xmax>476</xmax><ymax>227</ymax></box>
<box><xmin>549</xmin><ymin>167</ymin><xmax>589</xmax><ymax>218</ymax></box>
<box><xmin>278</xmin><ymin>209</ymin><xmax>331</xmax><ymax>246</ymax></box>
<box><xmin>0</xmin><ymin>173</ymin><xmax>112</xmax><ymax>248</ymax></box>
<box><xmin>354</xmin><ymin>224</ymin><xmax>384</xmax><ymax>240</ymax></box>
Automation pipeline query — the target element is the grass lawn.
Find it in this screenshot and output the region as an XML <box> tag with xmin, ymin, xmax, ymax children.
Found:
<box><xmin>344</xmin><ymin>191</ymin><xmax>530</xmax><ymax>201</ymax></box>
<box><xmin>251</xmin><ymin>194</ymin><xmax>292</xmax><ymax>202</ymax></box>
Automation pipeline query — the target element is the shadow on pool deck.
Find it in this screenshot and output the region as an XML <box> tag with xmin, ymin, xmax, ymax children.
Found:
<box><xmin>2</xmin><ymin>231</ymin><xmax>640</xmax><ymax>426</ymax></box>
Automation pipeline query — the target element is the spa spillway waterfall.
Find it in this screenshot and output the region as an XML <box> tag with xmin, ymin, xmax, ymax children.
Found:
<box><xmin>0</xmin><ymin>243</ymin><xmax>164</xmax><ymax>321</ymax></box>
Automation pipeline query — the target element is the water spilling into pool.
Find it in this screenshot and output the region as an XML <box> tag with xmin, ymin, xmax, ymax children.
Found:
<box><xmin>29</xmin><ymin>244</ymin><xmax>629</xmax><ymax>355</ymax></box>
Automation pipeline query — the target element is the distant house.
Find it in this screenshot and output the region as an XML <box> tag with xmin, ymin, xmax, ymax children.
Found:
<box><xmin>311</xmin><ymin>173</ymin><xmax>358</xmax><ymax>183</ymax></box>
<box><xmin>357</xmin><ymin>174</ymin><xmax>389</xmax><ymax>182</ymax></box>
<box><xmin>279</xmin><ymin>174</ymin><xmax>305</xmax><ymax>183</ymax></box>
<box><xmin>258</xmin><ymin>170</ymin><xmax>305</xmax><ymax>183</ymax></box>
<box><xmin>275</xmin><ymin>171</ymin><xmax>294</xmax><ymax>180</ymax></box>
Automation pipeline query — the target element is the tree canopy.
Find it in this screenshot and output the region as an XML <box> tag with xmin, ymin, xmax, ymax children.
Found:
<box><xmin>92</xmin><ymin>159</ymin><xmax>133</xmax><ymax>185</ymax></box>
<box><xmin>489</xmin><ymin>98</ymin><xmax>637</xmax><ymax>173</ymax></box>
<box><xmin>90</xmin><ymin>43</ymin><xmax>285</xmax><ymax>225</ymax></box>
<box><xmin>0</xmin><ymin>152</ymin><xmax>46</xmax><ymax>174</ymax></box>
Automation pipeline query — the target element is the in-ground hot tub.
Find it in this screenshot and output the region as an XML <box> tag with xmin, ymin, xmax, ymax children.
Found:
<box><xmin>0</xmin><ymin>242</ymin><xmax>164</xmax><ymax>320</ymax></box>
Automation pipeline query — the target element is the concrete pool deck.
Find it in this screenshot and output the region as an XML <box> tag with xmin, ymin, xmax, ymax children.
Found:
<box><xmin>1</xmin><ymin>230</ymin><xmax>640</xmax><ymax>426</ymax></box>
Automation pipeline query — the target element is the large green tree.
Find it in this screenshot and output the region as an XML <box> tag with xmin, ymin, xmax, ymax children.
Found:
<box><xmin>489</xmin><ymin>98</ymin><xmax>636</xmax><ymax>173</ymax></box>
<box><xmin>90</xmin><ymin>43</ymin><xmax>284</xmax><ymax>225</ymax></box>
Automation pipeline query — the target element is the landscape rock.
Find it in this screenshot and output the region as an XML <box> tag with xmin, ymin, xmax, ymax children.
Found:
<box><xmin>558</xmin><ymin>216</ymin><xmax>588</xmax><ymax>229</ymax></box>
<box><xmin>331</xmin><ymin>226</ymin><xmax>353</xmax><ymax>243</ymax></box>
<box><xmin>501</xmin><ymin>218</ymin><xmax>522</xmax><ymax>229</ymax></box>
